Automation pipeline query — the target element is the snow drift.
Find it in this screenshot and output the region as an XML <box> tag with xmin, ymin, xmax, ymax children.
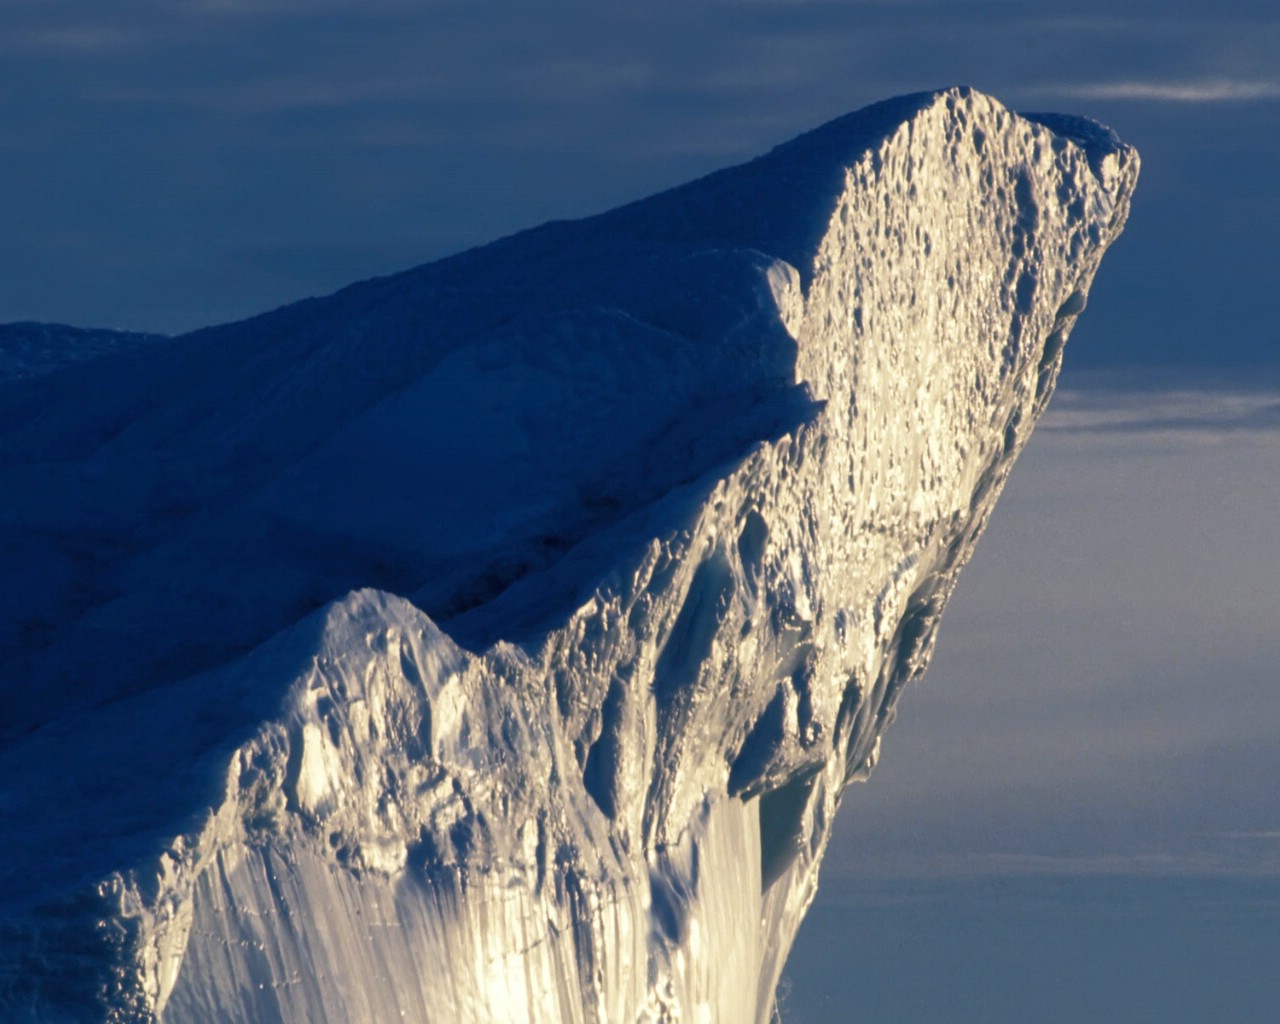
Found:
<box><xmin>0</xmin><ymin>88</ymin><xmax>1137</xmax><ymax>1023</ymax></box>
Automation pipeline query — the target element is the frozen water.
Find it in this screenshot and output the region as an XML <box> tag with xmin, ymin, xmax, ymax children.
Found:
<box><xmin>0</xmin><ymin>88</ymin><xmax>1136</xmax><ymax>1023</ymax></box>
<box><xmin>0</xmin><ymin>321</ymin><xmax>167</xmax><ymax>383</ymax></box>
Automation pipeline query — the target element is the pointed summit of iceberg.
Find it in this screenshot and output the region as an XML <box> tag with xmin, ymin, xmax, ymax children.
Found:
<box><xmin>0</xmin><ymin>88</ymin><xmax>1136</xmax><ymax>1023</ymax></box>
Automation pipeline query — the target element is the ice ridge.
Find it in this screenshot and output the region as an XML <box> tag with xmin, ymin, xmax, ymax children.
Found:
<box><xmin>0</xmin><ymin>87</ymin><xmax>1137</xmax><ymax>1023</ymax></box>
<box><xmin>0</xmin><ymin>322</ymin><xmax>168</xmax><ymax>384</ymax></box>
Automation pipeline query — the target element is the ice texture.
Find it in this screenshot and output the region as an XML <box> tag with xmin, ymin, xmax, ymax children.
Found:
<box><xmin>0</xmin><ymin>88</ymin><xmax>1137</xmax><ymax>1023</ymax></box>
<box><xmin>0</xmin><ymin>322</ymin><xmax>167</xmax><ymax>383</ymax></box>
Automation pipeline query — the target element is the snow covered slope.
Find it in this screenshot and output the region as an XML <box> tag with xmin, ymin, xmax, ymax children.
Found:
<box><xmin>0</xmin><ymin>88</ymin><xmax>1136</xmax><ymax>1023</ymax></box>
<box><xmin>0</xmin><ymin>322</ymin><xmax>167</xmax><ymax>383</ymax></box>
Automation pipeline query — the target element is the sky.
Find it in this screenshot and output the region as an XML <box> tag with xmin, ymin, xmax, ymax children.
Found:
<box><xmin>5</xmin><ymin>1</ymin><xmax>1278</xmax><ymax>1020</ymax></box>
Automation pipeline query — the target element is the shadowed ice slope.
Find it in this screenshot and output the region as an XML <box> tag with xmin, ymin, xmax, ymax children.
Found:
<box><xmin>0</xmin><ymin>88</ymin><xmax>1136</xmax><ymax>1023</ymax></box>
<box><xmin>0</xmin><ymin>322</ymin><xmax>168</xmax><ymax>384</ymax></box>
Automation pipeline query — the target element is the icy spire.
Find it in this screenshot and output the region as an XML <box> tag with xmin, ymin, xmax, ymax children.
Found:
<box><xmin>0</xmin><ymin>88</ymin><xmax>1136</xmax><ymax>1023</ymax></box>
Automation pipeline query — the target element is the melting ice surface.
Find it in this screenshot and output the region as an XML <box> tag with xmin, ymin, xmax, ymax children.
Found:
<box><xmin>0</xmin><ymin>88</ymin><xmax>1136</xmax><ymax>1023</ymax></box>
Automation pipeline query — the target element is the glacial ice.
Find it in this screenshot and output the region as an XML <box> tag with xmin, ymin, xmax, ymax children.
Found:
<box><xmin>0</xmin><ymin>322</ymin><xmax>168</xmax><ymax>383</ymax></box>
<box><xmin>0</xmin><ymin>88</ymin><xmax>1137</xmax><ymax>1023</ymax></box>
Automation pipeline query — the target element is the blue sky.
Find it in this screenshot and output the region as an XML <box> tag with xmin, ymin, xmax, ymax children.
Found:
<box><xmin>5</xmin><ymin>2</ymin><xmax>1278</xmax><ymax>1020</ymax></box>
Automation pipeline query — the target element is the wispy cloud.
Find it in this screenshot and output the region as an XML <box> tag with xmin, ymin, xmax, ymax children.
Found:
<box><xmin>91</xmin><ymin>75</ymin><xmax>443</xmax><ymax>113</ymax></box>
<box><xmin>1201</xmin><ymin>831</ymin><xmax>1280</xmax><ymax>841</ymax></box>
<box><xmin>0</xmin><ymin>25</ymin><xmax>153</xmax><ymax>54</ymax></box>
<box><xmin>1042</xmin><ymin>78</ymin><xmax>1280</xmax><ymax>102</ymax></box>
<box><xmin>184</xmin><ymin>0</ymin><xmax>421</xmax><ymax>13</ymax></box>
<box><xmin>823</xmin><ymin>832</ymin><xmax>1280</xmax><ymax>882</ymax></box>
<box><xmin>1042</xmin><ymin>384</ymin><xmax>1280</xmax><ymax>436</ymax></box>
<box><xmin>967</xmin><ymin>840</ymin><xmax>1280</xmax><ymax>879</ymax></box>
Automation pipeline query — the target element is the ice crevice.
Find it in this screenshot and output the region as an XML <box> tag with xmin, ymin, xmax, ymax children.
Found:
<box><xmin>0</xmin><ymin>87</ymin><xmax>1137</xmax><ymax>1023</ymax></box>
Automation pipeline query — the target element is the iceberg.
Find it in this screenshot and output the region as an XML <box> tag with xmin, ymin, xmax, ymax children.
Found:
<box><xmin>0</xmin><ymin>88</ymin><xmax>1136</xmax><ymax>1023</ymax></box>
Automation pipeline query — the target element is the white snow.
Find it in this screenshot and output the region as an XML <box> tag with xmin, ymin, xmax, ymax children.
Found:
<box><xmin>0</xmin><ymin>87</ymin><xmax>1137</xmax><ymax>1023</ymax></box>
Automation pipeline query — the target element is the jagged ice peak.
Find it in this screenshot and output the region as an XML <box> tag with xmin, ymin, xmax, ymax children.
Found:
<box><xmin>0</xmin><ymin>87</ymin><xmax>1137</xmax><ymax>1023</ymax></box>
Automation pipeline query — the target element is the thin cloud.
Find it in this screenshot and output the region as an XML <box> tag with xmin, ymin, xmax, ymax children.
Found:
<box><xmin>0</xmin><ymin>25</ymin><xmax>153</xmax><ymax>54</ymax></box>
<box><xmin>1042</xmin><ymin>384</ymin><xmax>1280</xmax><ymax>436</ymax></box>
<box><xmin>1194</xmin><ymin>831</ymin><xmax>1280</xmax><ymax>844</ymax></box>
<box><xmin>964</xmin><ymin>852</ymin><xmax>1190</xmax><ymax>877</ymax></box>
<box><xmin>970</xmin><ymin>836</ymin><xmax>1280</xmax><ymax>878</ymax></box>
<box><xmin>91</xmin><ymin>75</ymin><xmax>444</xmax><ymax>113</ymax></box>
<box><xmin>1043</xmin><ymin>78</ymin><xmax>1280</xmax><ymax>102</ymax></box>
<box><xmin>185</xmin><ymin>0</ymin><xmax>423</xmax><ymax>12</ymax></box>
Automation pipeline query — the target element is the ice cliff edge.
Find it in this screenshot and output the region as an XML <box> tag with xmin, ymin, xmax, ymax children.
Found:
<box><xmin>0</xmin><ymin>88</ymin><xmax>1137</xmax><ymax>1023</ymax></box>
